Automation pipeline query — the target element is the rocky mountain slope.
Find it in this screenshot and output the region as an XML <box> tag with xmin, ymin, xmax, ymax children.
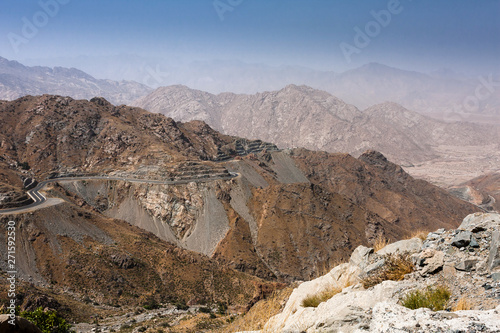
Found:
<box><xmin>450</xmin><ymin>173</ymin><xmax>500</xmax><ymax>212</ymax></box>
<box><xmin>0</xmin><ymin>95</ymin><xmax>482</xmax><ymax>327</ymax></box>
<box><xmin>132</xmin><ymin>84</ymin><xmax>500</xmax><ymax>167</ymax></box>
<box><xmin>0</xmin><ymin>201</ymin><xmax>273</xmax><ymax>322</ymax></box>
<box><xmin>249</xmin><ymin>212</ymin><xmax>500</xmax><ymax>333</ymax></box>
<box><xmin>0</xmin><ymin>95</ymin><xmax>477</xmax><ymax>282</ymax></box>
<box><xmin>0</xmin><ymin>57</ymin><xmax>152</xmax><ymax>105</ymax></box>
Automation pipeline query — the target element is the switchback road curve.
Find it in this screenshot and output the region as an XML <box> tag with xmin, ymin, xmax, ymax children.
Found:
<box><xmin>0</xmin><ymin>172</ymin><xmax>239</xmax><ymax>215</ymax></box>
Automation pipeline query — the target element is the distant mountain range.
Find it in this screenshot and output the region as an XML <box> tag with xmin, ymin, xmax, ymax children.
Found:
<box><xmin>132</xmin><ymin>84</ymin><xmax>500</xmax><ymax>166</ymax></box>
<box><xmin>21</xmin><ymin>55</ymin><xmax>500</xmax><ymax>122</ymax></box>
<box><xmin>0</xmin><ymin>56</ymin><xmax>152</xmax><ymax>105</ymax></box>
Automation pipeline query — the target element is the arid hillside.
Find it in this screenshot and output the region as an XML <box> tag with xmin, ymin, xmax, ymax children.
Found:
<box><xmin>0</xmin><ymin>95</ymin><xmax>477</xmax><ymax>281</ymax></box>
<box><xmin>132</xmin><ymin>84</ymin><xmax>500</xmax><ymax>178</ymax></box>
<box><xmin>0</xmin><ymin>95</ymin><xmax>480</xmax><ymax>324</ymax></box>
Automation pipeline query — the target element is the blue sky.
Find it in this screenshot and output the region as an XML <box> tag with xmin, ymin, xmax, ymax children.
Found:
<box><xmin>1</xmin><ymin>0</ymin><xmax>499</xmax><ymax>74</ymax></box>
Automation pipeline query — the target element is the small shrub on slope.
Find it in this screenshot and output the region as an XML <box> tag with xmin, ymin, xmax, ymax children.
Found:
<box><xmin>301</xmin><ymin>287</ymin><xmax>342</xmax><ymax>308</ymax></box>
<box><xmin>361</xmin><ymin>252</ymin><xmax>414</xmax><ymax>289</ymax></box>
<box><xmin>401</xmin><ymin>285</ymin><xmax>451</xmax><ymax>311</ymax></box>
<box><xmin>20</xmin><ymin>307</ymin><xmax>71</xmax><ymax>333</ymax></box>
<box><xmin>453</xmin><ymin>297</ymin><xmax>473</xmax><ymax>311</ymax></box>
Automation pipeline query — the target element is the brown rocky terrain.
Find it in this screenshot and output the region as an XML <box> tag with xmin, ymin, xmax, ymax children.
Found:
<box><xmin>0</xmin><ymin>95</ymin><xmax>482</xmax><ymax>329</ymax></box>
<box><xmin>0</xmin><ymin>200</ymin><xmax>273</xmax><ymax>320</ymax></box>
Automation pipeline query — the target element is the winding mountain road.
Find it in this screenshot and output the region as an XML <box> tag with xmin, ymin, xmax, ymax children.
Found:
<box><xmin>0</xmin><ymin>172</ymin><xmax>239</xmax><ymax>215</ymax></box>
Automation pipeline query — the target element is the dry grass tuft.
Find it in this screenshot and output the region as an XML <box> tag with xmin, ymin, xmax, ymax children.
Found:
<box><xmin>315</xmin><ymin>258</ymin><xmax>348</xmax><ymax>277</ymax></box>
<box><xmin>401</xmin><ymin>285</ymin><xmax>451</xmax><ymax>311</ymax></box>
<box><xmin>361</xmin><ymin>252</ymin><xmax>415</xmax><ymax>289</ymax></box>
<box><xmin>453</xmin><ymin>297</ymin><xmax>473</xmax><ymax>311</ymax></box>
<box><xmin>301</xmin><ymin>271</ymin><xmax>356</xmax><ymax>308</ymax></box>
<box><xmin>407</xmin><ymin>229</ymin><xmax>429</xmax><ymax>241</ymax></box>
<box><xmin>301</xmin><ymin>286</ymin><xmax>342</xmax><ymax>308</ymax></box>
<box><xmin>220</xmin><ymin>287</ymin><xmax>293</xmax><ymax>333</ymax></box>
<box><xmin>373</xmin><ymin>234</ymin><xmax>389</xmax><ymax>252</ymax></box>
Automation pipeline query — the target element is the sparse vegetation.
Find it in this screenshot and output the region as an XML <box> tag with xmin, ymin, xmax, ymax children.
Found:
<box><xmin>195</xmin><ymin>318</ymin><xmax>224</xmax><ymax>330</ymax></box>
<box><xmin>20</xmin><ymin>307</ymin><xmax>72</xmax><ymax>333</ymax></box>
<box><xmin>361</xmin><ymin>252</ymin><xmax>415</xmax><ymax>289</ymax></box>
<box><xmin>302</xmin><ymin>268</ymin><xmax>358</xmax><ymax>308</ymax></box>
<box><xmin>407</xmin><ymin>229</ymin><xmax>429</xmax><ymax>241</ymax></box>
<box><xmin>222</xmin><ymin>287</ymin><xmax>293</xmax><ymax>332</ymax></box>
<box><xmin>174</xmin><ymin>299</ymin><xmax>189</xmax><ymax>311</ymax></box>
<box><xmin>401</xmin><ymin>285</ymin><xmax>451</xmax><ymax>311</ymax></box>
<box><xmin>373</xmin><ymin>234</ymin><xmax>389</xmax><ymax>251</ymax></box>
<box><xmin>453</xmin><ymin>297</ymin><xmax>473</xmax><ymax>311</ymax></box>
<box><xmin>143</xmin><ymin>297</ymin><xmax>160</xmax><ymax>310</ymax></box>
<box><xmin>301</xmin><ymin>286</ymin><xmax>342</xmax><ymax>308</ymax></box>
<box><xmin>199</xmin><ymin>306</ymin><xmax>211</xmax><ymax>314</ymax></box>
<box><xmin>217</xmin><ymin>301</ymin><xmax>228</xmax><ymax>315</ymax></box>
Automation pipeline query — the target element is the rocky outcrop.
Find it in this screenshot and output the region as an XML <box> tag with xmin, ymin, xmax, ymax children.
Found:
<box><xmin>253</xmin><ymin>213</ymin><xmax>500</xmax><ymax>333</ymax></box>
<box><xmin>370</xmin><ymin>302</ymin><xmax>500</xmax><ymax>332</ymax></box>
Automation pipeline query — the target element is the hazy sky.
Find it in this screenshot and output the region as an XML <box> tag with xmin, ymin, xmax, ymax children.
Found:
<box><xmin>1</xmin><ymin>0</ymin><xmax>499</xmax><ymax>74</ymax></box>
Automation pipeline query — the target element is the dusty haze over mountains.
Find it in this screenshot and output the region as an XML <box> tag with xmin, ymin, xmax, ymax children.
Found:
<box><xmin>12</xmin><ymin>57</ymin><xmax>500</xmax><ymax>124</ymax></box>
<box><xmin>132</xmin><ymin>84</ymin><xmax>500</xmax><ymax>187</ymax></box>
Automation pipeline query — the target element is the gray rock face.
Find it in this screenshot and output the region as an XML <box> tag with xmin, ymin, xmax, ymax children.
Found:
<box><xmin>470</xmin><ymin>237</ymin><xmax>480</xmax><ymax>248</ymax></box>
<box><xmin>349</xmin><ymin>245</ymin><xmax>374</xmax><ymax>269</ymax></box>
<box><xmin>364</xmin><ymin>259</ymin><xmax>385</xmax><ymax>276</ymax></box>
<box><xmin>455</xmin><ymin>259</ymin><xmax>479</xmax><ymax>272</ymax></box>
<box><xmin>370</xmin><ymin>302</ymin><xmax>500</xmax><ymax>333</ymax></box>
<box><xmin>459</xmin><ymin>212</ymin><xmax>500</xmax><ymax>232</ymax></box>
<box><xmin>376</xmin><ymin>238</ymin><xmax>423</xmax><ymax>256</ymax></box>
<box><xmin>488</xmin><ymin>230</ymin><xmax>500</xmax><ymax>272</ymax></box>
<box><xmin>451</xmin><ymin>231</ymin><xmax>472</xmax><ymax>248</ymax></box>
<box><xmin>420</xmin><ymin>250</ymin><xmax>445</xmax><ymax>275</ymax></box>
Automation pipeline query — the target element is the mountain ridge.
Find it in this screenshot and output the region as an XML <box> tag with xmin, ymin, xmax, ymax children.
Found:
<box><xmin>132</xmin><ymin>84</ymin><xmax>500</xmax><ymax>167</ymax></box>
<box><xmin>0</xmin><ymin>56</ymin><xmax>152</xmax><ymax>105</ymax></box>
